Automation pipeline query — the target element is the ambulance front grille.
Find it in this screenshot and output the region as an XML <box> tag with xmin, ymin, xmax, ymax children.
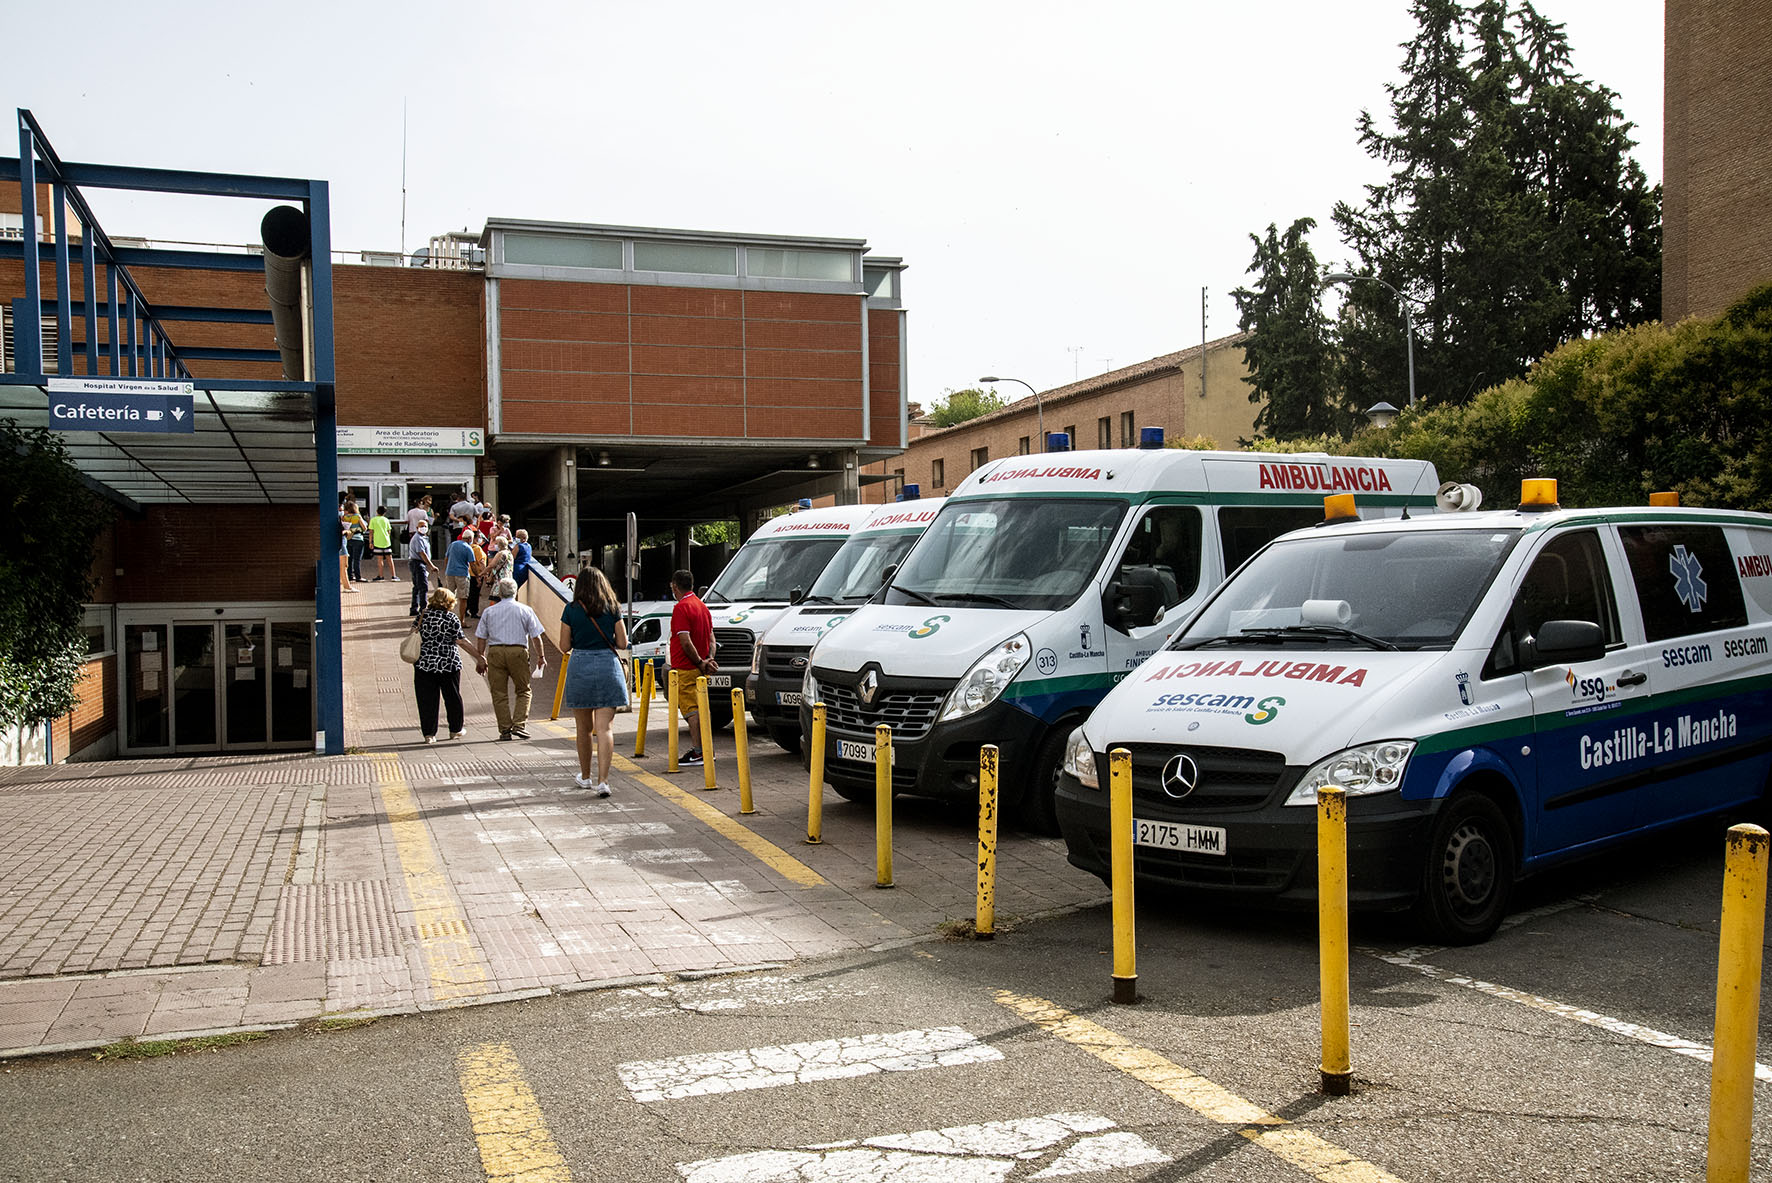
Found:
<box><xmin>1115</xmin><ymin>742</ymin><xmax>1287</xmax><ymax>809</ymax></box>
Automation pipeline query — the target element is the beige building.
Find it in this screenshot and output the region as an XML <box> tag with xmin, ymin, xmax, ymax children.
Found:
<box><xmin>858</xmin><ymin>333</ymin><xmax>1256</xmax><ymax>503</ymax></box>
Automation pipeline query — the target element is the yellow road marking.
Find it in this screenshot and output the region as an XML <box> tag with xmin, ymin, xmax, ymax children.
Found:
<box><xmin>457</xmin><ymin>1042</ymin><xmax>572</xmax><ymax>1182</ymax></box>
<box><xmin>996</xmin><ymin>991</ymin><xmax>1404</xmax><ymax>1183</ymax></box>
<box><xmin>371</xmin><ymin>753</ymin><xmax>491</xmax><ymax>1000</ymax></box>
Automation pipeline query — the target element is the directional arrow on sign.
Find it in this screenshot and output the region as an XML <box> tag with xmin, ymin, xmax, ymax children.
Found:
<box><xmin>171</xmin><ymin>406</ymin><xmax>185</xmax><ymax>421</ymax></box>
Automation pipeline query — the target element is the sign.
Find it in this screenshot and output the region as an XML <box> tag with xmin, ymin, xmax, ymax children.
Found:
<box><xmin>336</xmin><ymin>425</ymin><xmax>483</xmax><ymax>456</ymax></box>
<box><xmin>46</xmin><ymin>378</ymin><xmax>194</xmax><ymax>434</ymax></box>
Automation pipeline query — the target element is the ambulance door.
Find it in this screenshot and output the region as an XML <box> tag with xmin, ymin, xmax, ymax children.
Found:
<box><xmin>1103</xmin><ymin>504</ymin><xmax>1204</xmax><ymax>682</ymax></box>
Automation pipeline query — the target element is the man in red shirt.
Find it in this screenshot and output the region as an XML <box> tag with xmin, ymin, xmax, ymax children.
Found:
<box><xmin>669</xmin><ymin>568</ymin><xmax>717</xmax><ymax>766</ymax></box>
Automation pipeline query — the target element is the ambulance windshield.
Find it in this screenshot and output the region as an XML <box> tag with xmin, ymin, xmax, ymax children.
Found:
<box><xmin>706</xmin><ymin>538</ymin><xmax>847</xmax><ymax>604</ymax></box>
<box><xmin>1178</xmin><ymin>527</ymin><xmax>1522</xmax><ymax>650</ymax></box>
<box><xmin>885</xmin><ymin>497</ymin><xmax>1126</xmax><ymax>612</ymax></box>
<box><xmin>807</xmin><ymin>531</ymin><xmax>925</xmax><ymax>603</ymax></box>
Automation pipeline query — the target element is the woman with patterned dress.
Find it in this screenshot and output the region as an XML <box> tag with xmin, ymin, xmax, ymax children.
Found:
<box><xmin>410</xmin><ymin>587</ymin><xmax>487</xmax><ymax>743</ymax></box>
<box><xmin>558</xmin><ymin>568</ymin><xmax>629</xmax><ymax>794</ymax></box>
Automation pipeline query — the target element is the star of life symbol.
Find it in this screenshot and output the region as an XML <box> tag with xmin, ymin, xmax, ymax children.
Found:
<box><xmin>1670</xmin><ymin>544</ymin><xmax>1708</xmax><ymax>612</ymax></box>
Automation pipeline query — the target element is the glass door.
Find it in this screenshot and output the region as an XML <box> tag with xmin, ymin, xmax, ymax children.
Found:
<box><xmin>171</xmin><ymin>623</ymin><xmax>219</xmax><ymax>749</ymax></box>
<box><xmin>223</xmin><ymin>621</ymin><xmax>268</xmax><ymax>748</ymax></box>
<box><xmin>125</xmin><ymin>624</ymin><xmax>170</xmax><ymax>750</ymax></box>
<box><xmin>269</xmin><ymin>621</ymin><xmax>314</xmax><ymax>744</ymax></box>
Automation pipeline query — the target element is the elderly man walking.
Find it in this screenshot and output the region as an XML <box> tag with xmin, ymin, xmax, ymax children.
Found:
<box><xmin>475</xmin><ymin>577</ymin><xmax>547</xmax><ymax>740</ymax></box>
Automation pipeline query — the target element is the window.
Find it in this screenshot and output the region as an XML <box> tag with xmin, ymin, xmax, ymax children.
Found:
<box><xmin>632</xmin><ymin>241</ymin><xmax>737</xmax><ymax>276</ymax></box>
<box><xmin>0</xmin><ymin>307</ymin><xmax>58</xmax><ymax>374</ymax></box>
<box><xmin>888</xmin><ymin>497</ymin><xmax>1129</xmax><ymax>612</ymax></box>
<box><xmin>749</xmin><ymin>248</ymin><xmax>852</xmax><ymax>281</ymax></box>
<box><xmin>1217</xmin><ymin>506</ymin><xmax>1326</xmax><ymax>573</ymax></box>
<box><xmin>931</xmin><ymin>459</ymin><xmax>945</xmax><ymax>488</ymax></box>
<box><xmin>629</xmin><ymin>618</ymin><xmax>662</xmax><ymax>644</ymax></box>
<box><xmin>81</xmin><ymin>605</ymin><xmax>114</xmax><ymax>658</ymax></box>
<box><xmin>1121</xmin><ymin>411</ymin><xmax>1136</xmax><ymax>447</ymax></box>
<box><xmin>1063</xmin><ymin>426</ymin><xmax>1077</xmax><ymax>450</ymax></box>
<box><xmin>864</xmin><ymin>269</ymin><xmax>898</xmax><ymax>300</ymax></box>
<box><xmin>1098</xmin><ymin>417</ymin><xmax>1112</xmax><ymax>449</ymax></box>
<box><xmin>1619</xmin><ymin>524</ymin><xmax>1747</xmax><ymax>641</ymax></box>
<box><xmin>1117</xmin><ymin>507</ymin><xmax>1204</xmax><ymax>610</ymax></box>
<box><xmin>503</xmin><ymin>233</ymin><xmax>622</xmax><ymax>269</ymax></box>
<box><xmin>1487</xmin><ymin>529</ymin><xmax>1620</xmax><ymax>676</ymax></box>
<box><xmin>970</xmin><ymin>446</ymin><xmax>990</xmax><ymax>472</ymax></box>
<box><xmin>1018</xmin><ymin>436</ymin><xmax>1031</xmax><ymax>455</ymax></box>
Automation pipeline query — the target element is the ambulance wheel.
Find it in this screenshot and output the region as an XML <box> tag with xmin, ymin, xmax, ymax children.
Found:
<box><xmin>767</xmin><ymin>723</ymin><xmax>803</xmax><ymax>755</ymax></box>
<box><xmin>1414</xmin><ymin>793</ymin><xmax>1514</xmax><ymax>945</ymax></box>
<box><xmin>1016</xmin><ymin>728</ymin><xmax>1071</xmax><ymax>836</ymax></box>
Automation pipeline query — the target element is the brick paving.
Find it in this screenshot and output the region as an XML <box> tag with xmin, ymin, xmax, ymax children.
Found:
<box><xmin>0</xmin><ymin>578</ymin><xmax>1107</xmax><ymax>1057</ymax></box>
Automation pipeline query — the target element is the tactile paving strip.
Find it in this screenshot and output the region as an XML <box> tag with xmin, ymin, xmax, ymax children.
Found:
<box><xmin>264</xmin><ymin>880</ymin><xmax>405</xmax><ymax>964</ymax></box>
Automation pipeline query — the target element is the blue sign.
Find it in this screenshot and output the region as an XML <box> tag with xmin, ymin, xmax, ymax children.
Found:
<box><xmin>46</xmin><ymin>379</ymin><xmax>195</xmax><ymax>434</ymax></box>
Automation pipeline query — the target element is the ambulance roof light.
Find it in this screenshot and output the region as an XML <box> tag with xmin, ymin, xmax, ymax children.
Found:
<box><xmin>1519</xmin><ymin>479</ymin><xmax>1560</xmax><ymax>512</ymax></box>
<box><xmin>1321</xmin><ymin>493</ymin><xmax>1359</xmax><ymax>525</ymax></box>
<box><xmin>1046</xmin><ymin>432</ymin><xmax>1072</xmax><ymax>453</ymax></box>
<box><xmin>897</xmin><ymin>483</ymin><xmax>920</xmax><ymax>502</ymax></box>
<box><xmin>1138</xmin><ymin>427</ymin><xmax>1165</xmax><ymax>449</ymax></box>
<box><xmin>1649</xmin><ymin>491</ymin><xmax>1679</xmax><ymax>507</ymax></box>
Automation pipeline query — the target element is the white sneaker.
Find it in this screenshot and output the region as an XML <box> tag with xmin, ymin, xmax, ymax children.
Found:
<box><xmin>573</xmin><ymin>773</ymin><xmax>596</xmax><ymax>789</ymax></box>
<box><xmin>595</xmin><ymin>782</ymin><xmax>612</xmax><ymax>798</ymax></box>
<box><xmin>423</xmin><ymin>735</ymin><xmax>437</xmax><ymax>745</ymax></box>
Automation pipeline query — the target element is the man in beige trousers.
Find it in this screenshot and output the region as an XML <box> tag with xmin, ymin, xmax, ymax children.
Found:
<box><xmin>474</xmin><ymin>577</ymin><xmax>546</xmax><ymax>740</ymax></box>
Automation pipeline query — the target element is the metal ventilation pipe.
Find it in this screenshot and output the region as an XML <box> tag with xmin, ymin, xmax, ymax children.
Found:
<box><xmin>260</xmin><ymin>205</ymin><xmax>310</xmax><ymax>381</ymax></box>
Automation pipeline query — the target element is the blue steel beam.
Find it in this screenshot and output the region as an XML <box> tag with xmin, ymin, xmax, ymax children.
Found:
<box><xmin>308</xmin><ymin>180</ymin><xmax>343</xmax><ymax>757</ymax></box>
<box><xmin>25</xmin><ymin>299</ymin><xmax>273</xmax><ymax>325</ymax></box>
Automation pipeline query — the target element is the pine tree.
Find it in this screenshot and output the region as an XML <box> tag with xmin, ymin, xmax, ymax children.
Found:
<box><xmin>1232</xmin><ymin>219</ymin><xmax>1347</xmax><ymax>437</ymax></box>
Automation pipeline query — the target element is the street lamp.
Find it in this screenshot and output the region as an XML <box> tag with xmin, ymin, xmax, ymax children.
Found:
<box><xmin>978</xmin><ymin>375</ymin><xmax>1043</xmax><ymax>452</ymax></box>
<box><xmin>1321</xmin><ymin>272</ymin><xmax>1416</xmax><ymax>409</ymax></box>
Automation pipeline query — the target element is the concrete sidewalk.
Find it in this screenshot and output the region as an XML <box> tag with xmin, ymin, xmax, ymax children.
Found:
<box><xmin>0</xmin><ymin>579</ymin><xmax>1104</xmax><ymax>1057</ymax></box>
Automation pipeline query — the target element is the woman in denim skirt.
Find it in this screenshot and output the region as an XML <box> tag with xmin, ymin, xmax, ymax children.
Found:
<box><xmin>559</xmin><ymin>567</ymin><xmax>629</xmax><ymax>794</ymax></box>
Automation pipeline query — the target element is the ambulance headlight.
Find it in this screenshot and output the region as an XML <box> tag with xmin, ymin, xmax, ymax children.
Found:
<box><xmin>751</xmin><ymin>644</ymin><xmax>763</xmax><ymax>677</ymax></box>
<box><xmin>1285</xmin><ymin>740</ymin><xmax>1416</xmax><ymax>806</ymax></box>
<box><xmin>940</xmin><ymin>633</ymin><xmax>1032</xmax><ymax>723</ymax></box>
<box><xmin>802</xmin><ymin>667</ymin><xmax>819</xmax><ymax>702</ymax></box>
<box><xmin>1062</xmin><ymin>727</ymin><xmax>1099</xmax><ymax>790</ymax></box>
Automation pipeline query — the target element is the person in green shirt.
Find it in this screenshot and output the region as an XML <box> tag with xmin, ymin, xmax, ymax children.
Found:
<box><xmin>368</xmin><ymin>506</ymin><xmax>398</xmax><ymax>581</ymax></box>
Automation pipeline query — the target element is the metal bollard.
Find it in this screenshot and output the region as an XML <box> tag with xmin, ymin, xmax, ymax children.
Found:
<box><xmin>1318</xmin><ymin>785</ymin><xmax>1351</xmax><ymax>1095</ymax></box>
<box><xmin>731</xmin><ymin>688</ymin><xmax>755</xmax><ymax>815</ymax></box>
<box><xmin>805</xmin><ymin>702</ymin><xmax>827</xmax><ymax>844</ymax></box>
<box><xmin>875</xmin><ymin>724</ymin><xmax>894</xmax><ymax>888</ymax></box>
<box><xmin>976</xmin><ymin>745</ymin><xmax>999</xmax><ymax>939</ymax></box>
<box><xmin>550</xmin><ymin>650</ymin><xmax>570</xmax><ymax>721</ymax></box>
<box><xmin>666</xmin><ymin>669</ymin><xmax>680</xmax><ymax>772</ymax></box>
<box><xmin>1109</xmin><ymin>747</ymin><xmax>1136</xmax><ymax>1004</ymax></box>
<box><xmin>1709</xmin><ymin>823</ymin><xmax>1769</xmax><ymax>1183</ymax></box>
<box><xmin>696</xmin><ymin>675</ymin><xmax>718</xmax><ymax>790</ymax></box>
<box><xmin>633</xmin><ymin>661</ymin><xmax>652</xmax><ymax>757</ymax></box>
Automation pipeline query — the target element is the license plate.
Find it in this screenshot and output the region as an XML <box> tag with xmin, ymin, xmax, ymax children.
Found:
<box><xmin>705</xmin><ymin>675</ymin><xmax>731</xmax><ymax>689</ymax></box>
<box><xmin>836</xmin><ymin>738</ymin><xmax>893</xmax><ymax>764</ymax></box>
<box><xmin>776</xmin><ymin>691</ymin><xmax>803</xmax><ymax>706</ymax></box>
<box><xmin>1133</xmin><ymin>817</ymin><xmax>1227</xmax><ymax>856</ymax></box>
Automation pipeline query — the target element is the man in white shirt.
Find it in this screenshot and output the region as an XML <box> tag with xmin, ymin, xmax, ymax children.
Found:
<box><xmin>404</xmin><ymin>495</ymin><xmax>433</xmax><ymax>543</ymax></box>
<box><xmin>475</xmin><ymin>577</ymin><xmax>546</xmax><ymax>740</ymax></box>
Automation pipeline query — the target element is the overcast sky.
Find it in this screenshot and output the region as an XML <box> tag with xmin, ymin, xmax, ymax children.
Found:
<box><xmin>10</xmin><ymin>0</ymin><xmax>1663</xmax><ymax>413</ymax></box>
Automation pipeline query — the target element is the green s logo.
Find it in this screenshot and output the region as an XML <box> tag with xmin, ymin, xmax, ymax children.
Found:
<box><xmin>728</xmin><ymin>612</ymin><xmax>750</xmax><ymax>624</ymax></box>
<box><xmin>1245</xmin><ymin>695</ymin><xmax>1285</xmax><ymax>725</ymax></box>
<box><xmin>909</xmin><ymin>614</ymin><xmax>951</xmax><ymax>639</ymax></box>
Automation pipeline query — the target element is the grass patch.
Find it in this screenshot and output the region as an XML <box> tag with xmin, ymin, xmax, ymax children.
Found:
<box><xmin>91</xmin><ymin>1032</ymin><xmax>268</xmax><ymax>1061</ymax></box>
<box><xmin>315</xmin><ymin>1015</ymin><xmax>381</xmax><ymax>1033</ymax></box>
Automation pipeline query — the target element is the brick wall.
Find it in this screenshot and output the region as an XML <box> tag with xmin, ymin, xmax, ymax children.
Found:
<box><xmin>50</xmin><ymin>654</ymin><xmax>114</xmax><ymax>761</ymax></box>
<box><xmin>336</xmin><ymin>266</ymin><xmax>484</xmax><ymax>425</ymax></box>
<box><xmin>1664</xmin><ymin>0</ymin><xmax>1772</xmax><ymax>321</ymax></box>
<box><xmin>113</xmin><ymin>505</ymin><xmax>318</xmax><ymax>602</ymax></box>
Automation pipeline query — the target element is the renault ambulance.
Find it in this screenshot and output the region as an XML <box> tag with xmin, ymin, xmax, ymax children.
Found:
<box><xmin>800</xmin><ymin>438</ymin><xmax>1442</xmax><ymax>828</ymax></box>
<box><xmin>1056</xmin><ymin>482</ymin><xmax>1772</xmax><ymax>943</ymax></box>
<box><xmin>699</xmin><ymin>503</ymin><xmax>873</xmax><ymax>727</ymax></box>
<box><xmin>747</xmin><ymin>496</ymin><xmax>946</xmax><ymax>752</ymax></box>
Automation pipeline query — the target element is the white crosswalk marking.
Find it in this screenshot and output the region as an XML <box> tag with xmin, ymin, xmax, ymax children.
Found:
<box><xmin>620</xmin><ymin>1027</ymin><xmax>1004</xmax><ymax>1103</ymax></box>
<box><xmin>677</xmin><ymin>1113</ymin><xmax>1169</xmax><ymax>1182</ymax></box>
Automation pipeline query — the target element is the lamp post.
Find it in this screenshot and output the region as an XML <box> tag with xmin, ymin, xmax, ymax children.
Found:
<box><xmin>1321</xmin><ymin>273</ymin><xmax>1416</xmax><ymax>409</ymax></box>
<box><xmin>978</xmin><ymin>375</ymin><xmax>1043</xmax><ymax>451</ymax></box>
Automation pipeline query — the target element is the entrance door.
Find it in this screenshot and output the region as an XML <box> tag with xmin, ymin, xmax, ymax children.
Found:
<box><xmin>171</xmin><ymin>623</ymin><xmax>219</xmax><ymax>749</ymax></box>
<box><xmin>121</xmin><ymin>616</ymin><xmax>315</xmax><ymax>754</ymax></box>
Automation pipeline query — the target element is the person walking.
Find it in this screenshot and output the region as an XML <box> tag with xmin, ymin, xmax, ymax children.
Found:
<box><xmin>668</xmin><ymin>568</ymin><xmax>716</xmax><ymax>766</ymax></box>
<box><xmin>464</xmin><ymin>531</ymin><xmax>488</xmax><ymax>619</ymax></box>
<box><xmin>405</xmin><ymin>494</ymin><xmax>433</xmax><ymax>545</ymax></box>
<box><xmin>512</xmin><ymin>529</ymin><xmax>535</xmax><ymax>588</ymax></box>
<box><xmin>341</xmin><ymin>499</ymin><xmax>368</xmax><ymax>585</ymax></box>
<box><xmin>474</xmin><ymin>577</ymin><xmax>546</xmax><ymax>741</ymax></box>
<box><xmin>442</xmin><ymin>528</ymin><xmax>476</xmax><ymax>619</ymax></box>
<box><xmin>368</xmin><ymin>505</ymin><xmax>398</xmax><ymax>581</ymax></box>
<box><xmin>409</xmin><ymin>520</ymin><xmax>439</xmax><ymax>617</ymax></box>
<box><xmin>559</xmin><ymin>568</ymin><xmax>628</xmax><ymax>794</ymax></box>
<box><xmin>410</xmin><ymin>587</ymin><xmax>485</xmax><ymax>744</ymax></box>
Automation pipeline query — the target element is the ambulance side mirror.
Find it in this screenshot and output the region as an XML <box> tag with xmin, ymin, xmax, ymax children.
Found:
<box><xmin>1523</xmin><ymin>619</ymin><xmax>1606</xmax><ymax>669</ymax></box>
<box><xmin>1104</xmin><ymin>568</ymin><xmax>1164</xmax><ymax>631</ymax></box>
<box><xmin>789</xmin><ymin>587</ymin><xmax>807</xmax><ymax>605</ymax></box>
<box><xmin>879</xmin><ymin>564</ymin><xmax>898</xmax><ymax>587</ymax></box>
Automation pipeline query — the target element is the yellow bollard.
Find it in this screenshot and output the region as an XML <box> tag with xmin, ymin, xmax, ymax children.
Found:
<box><xmin>550</xmin><ymin>650</ymin><xmax>570</xmax><ymax>721</ymax></box>
<box><xmin>1318</xmin><ymin>785</ymin><xmax>1352</xmax><ymax>1095</ymax></box>
<box><xmin>633</xmin><ymin>661</ymin><xmax>652</xmax><ymax>757</ymax></box>
<box><xmin>1108</xmin><ymin>747</ymin><xmax>1136</xmax><ymax>1004</ymax></box>
<box><xmin>666</xmin><ymin>669</ymin><xmax>680</xmax><ymax>772</ymax></box>
<box><xmin>1708</xmin><ymin>823</ymin><xmax>1769</xmax><ymax>1183</ymax></box>
<box><xmin>805</xmin><ymin>702</ymin><xmax>827</xmax><ymax>844</ymax></box>
<box><xmin>732</xmin><ymin>688</ymin><xmax>755</xmax><ymax>815</ymax></box>
<box><xmin>696</xmin><ymin>675</ymin><xmax>718</xmax><ymax>790</ymax></box>
<box><xmin>875</xmin><ymin>723</ymin><xmax>894</xmax><ymax>888</ymax></box>
<box><xmin>976</xmin><ymin>745</ymin><xmax>999</xmax><ymax>939</ymax></box>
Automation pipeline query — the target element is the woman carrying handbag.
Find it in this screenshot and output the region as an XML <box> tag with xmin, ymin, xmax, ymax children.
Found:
<box><xmin>558</xmin><ymin>568</ymin><xmax>629</xmax><ymax>794</ymax></box>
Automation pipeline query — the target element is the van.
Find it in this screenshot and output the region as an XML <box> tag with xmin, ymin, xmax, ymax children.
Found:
<box><xmin>624</xmin><ymin>600</ymin><xmax>675</xmax><ymax>689</ymax></box>
<box><xmin>699</xmin><ymin>503</ymin><xmax>875</xmax><ymax>726</ymax></box>
<box><xmin>1056</xmin><ymin>483</ymin><xmax>1772</xmax><ymax>943</ymax></box>
<box><xmin>801</xmin><ymin>442</ymin><xmax>1443</xmax><ymax>827</ymax></box>
<box><xmin>746</xmin><ymin>496</ymin><xmax>946</xmax><ymax>752</ymax></box>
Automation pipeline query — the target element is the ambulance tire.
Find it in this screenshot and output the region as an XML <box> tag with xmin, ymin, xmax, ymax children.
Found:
<box><xmin>1017</xmin><ymin>728</ymin><xmax>1072</xmax><ymax>836</ymax></box>
<box><xmin>767</xmin><ymin>722</ymin><xmax>803</xmax><ymax>755</ymax></box>
<box><xmin>1414</xmin><ymin>793</ymin><xmax>1515</xmax><ymax>945</ymax></box>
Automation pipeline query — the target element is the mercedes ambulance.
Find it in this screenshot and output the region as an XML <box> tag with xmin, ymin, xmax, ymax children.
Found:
<box><xmin>699</xmin><ymin>503</ymin><xmax>874</xmax><ymax>727</ymax></box>
<box><xmin>747</xmin><ymin>496</ymin><xmax>946</xmax><ymax>752</ymax></box>
<box><xmin>800</xmin><ymin>438</ymin><xmax>1442</xmax><ymax>828</ymax></box>
<box><xmin>1056</xmin><ymin>482</ymin><xmax>1772</xmax><ymax>943</ymax></box>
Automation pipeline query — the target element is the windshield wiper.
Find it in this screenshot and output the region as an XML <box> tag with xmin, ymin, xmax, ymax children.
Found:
<box><xmin>889</xmin><ymin>582</ymin><xmax>939</xmax><ymax>606</ymax></box>
<box><xmin>1240</xmin><ymin>625</ymin><xmax>1398</xmax><ymax>651</ymax></box>
<box><xmin>703</xmin><ymin>589</ymin><xmax>731</xmax><ymax>605</ymax></box>
<box><xmin>800</xmin><ymin>594</ymin><xmax>838</xmax><ymax>605</ymax></box>
<box><xmin>935</xmin><ymin>591</ymin><xmax>1019</xmax><ymax>609</ymax></box>
<box><xmin>1172</xmin><ymin>633</ymin><xmax>1288</xmax><ymax>650</ymax></box>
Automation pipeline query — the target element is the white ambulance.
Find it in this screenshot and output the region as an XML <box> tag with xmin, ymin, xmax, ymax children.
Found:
<box><xmin>1057</xmin><ymin>482</ymin><xmax>1772</xmax><ymax>943</ymax></box>
<box><xmin>801</xmin><ymin>440</ymin><xmax>1442</xmax><ymax>828</ymax></box>
<box><xmin>746</xmin><ymin>496</ymin><xmax>946</xmax><ymax>752</ymax></box>
<box><xmin>699</xmin><ymin>503</ymin><xmax>874</xmax><ymax>726</ymax></box>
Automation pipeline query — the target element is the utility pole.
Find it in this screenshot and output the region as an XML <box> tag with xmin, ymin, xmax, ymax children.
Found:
<box><xmin>1200</xmin><ymin>287</ymin><xmax>1208</xmax><ymax>400</ymax></box>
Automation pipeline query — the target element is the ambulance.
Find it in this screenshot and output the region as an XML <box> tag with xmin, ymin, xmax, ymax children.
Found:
<box><xmin>1056</xmin><ymin>482</ymin><xmax>1772</xmax><ymax>943</ymax></box>
<box><xmin>623</xmin><ymin>601</ymin><xmax>675</xmax><ymax>690</ymax></box>
<box><xmin>698</xmin><ymin>503</ymin><xmax>874</xmax><ymax>726</ymax></box>
<box><xmin>747</xmin><ymin>495</ymin><xmax>946</xmax><ymax>752</ymax></box>
<box><xmin>800</xmin><ymin>436</ymin><xmax>1442</xmax><ymax>828</ymax></box>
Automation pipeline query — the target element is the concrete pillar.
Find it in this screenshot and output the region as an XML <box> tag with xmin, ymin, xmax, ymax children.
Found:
<box><xmin>838</xmin><ymin>449</ymin><xmax>861</xmax><ymax>505</ymax></box>
<box><xmin>675</xmin><ymin>524</ymin><xmax>693</xmax><ymax>576</ymax></box>
<box><xmin>554</xmin><ymin>446</ymin><xmax>578</xmax><ymax>573</ymax></box>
